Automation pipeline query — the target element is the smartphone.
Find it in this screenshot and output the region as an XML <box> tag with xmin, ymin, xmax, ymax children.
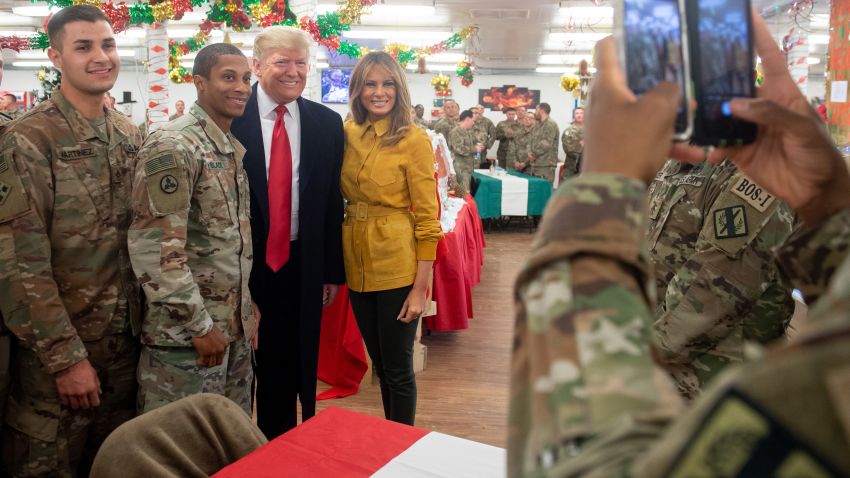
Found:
<box><xmin>616</xmin><ymin>0</ymin><xmax>692</xmax><ymax>141</ymax></box>
<box><xmin>686</xmin><ymin>0</ymin><xmax>757</xmax><ymax>146</ymax></box>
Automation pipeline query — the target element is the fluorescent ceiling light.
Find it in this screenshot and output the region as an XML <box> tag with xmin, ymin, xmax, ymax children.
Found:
<box><xmin>548</xmin><ymin>32</ymin><xmax>609</xmax><ymax>42</ymax></box>
<box><xmin>12</xmin><ymin>61</ymin><xmax>55</xmax><ymax>68</ymax></box>
<box><xmin>0</xmin><ymin>14</ymin><xmax>37</xmax><ymax>26</ymax></box>
<box><xmin>538</xmin><ymin>54</ymin><xmax>592</xmax><ymax>64</ymax></box>
<box><xmin>406</xmin><ymin>63</ymin><xmax>457</xmax><ymax>71</ymax></box>
<box><xmin>809</xmin><ymin>34</ymin><xmax>830</xmax><ymax>44</ymax></box>
<box><xmin>807</xmin><ymin>57</ymin><xmax>821</xmax><ymax>65</ymax></box>
<box><xmin>428</xmin><ymin>53</ymin><xmax>465</xmax><ymax>62</ymax></box>
<box><xmin>12</xmin><ymin>5</ymin><xmax>55</xmax><ymax>16</ymax></box>
<box><xmin>0</xmin><ymin>30</ymin><xmax>38</xmax><ymax>36</ymax></box>
<box><xmin>116</xmin><ymin>29</ymin><xmax>148</xmax><ymax>39</ymax></box>
<box><xmin>317</xmin><ymin>4</ymin><xmax>436</xmax><ymax>17</ymax></box>
<box><xmin>343</xmin><ymin>29</ymin><xmax>452</xmax><ymax>42</ymax></box>
<box><xmin>559</xmin><ymin>7</ymin><xmax>613</xmax><ymax>19</ymax></box>
<box><xmin>535</xmin><ymin>65</ymin><xmax>596</xmax><ymax>74</ymax></box>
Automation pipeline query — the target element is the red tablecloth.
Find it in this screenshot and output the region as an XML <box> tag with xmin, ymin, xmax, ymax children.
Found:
<box><xmin>213</xmin><ymin>407</ymin><xmax>429</xmax><ymax>478</ymax></box>
<box><xmin>316</xmin><ymin>196</ymin><xmax>486</xmax><ymax>399</ymax></box>
<box><xmin>427</xmin><ymin>195</ymin><xmax>486</xmax><ymax>331</ymax></box>
<box><xmin>316</xmin><ymin>286</ymin><xmax>367</xmax><ymax>400</ymax></box>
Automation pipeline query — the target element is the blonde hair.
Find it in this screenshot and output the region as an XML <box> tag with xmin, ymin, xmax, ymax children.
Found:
<box><xmin>348</xmin><ymin>51</ymin><xmax>412</xmax><ymax>147</ymax></box>
<box><xmin>253</xmin><ymin>26</ymin><xmax>312</xmax><ymax>61</ymax></box>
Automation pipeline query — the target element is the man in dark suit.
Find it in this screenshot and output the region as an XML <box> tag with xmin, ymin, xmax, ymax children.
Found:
<box><xmin>230</xmin><ymin>26</ymin><xmax>345</xmax><ymax>437</ymax></box>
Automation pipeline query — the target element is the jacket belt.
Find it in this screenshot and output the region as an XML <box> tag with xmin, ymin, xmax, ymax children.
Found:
<box><xmin>345</xmin><ymin>202</ymin><xmax>408</xmax><ymax>222</ymax></box>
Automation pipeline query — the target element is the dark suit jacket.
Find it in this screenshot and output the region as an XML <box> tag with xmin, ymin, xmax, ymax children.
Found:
<box><xmin>231</xmin><ymin>84</ymin><xmax>345</xmax><ymax>412</ymax></box>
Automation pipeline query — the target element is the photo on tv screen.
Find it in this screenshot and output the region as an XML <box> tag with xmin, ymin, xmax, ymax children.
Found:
<box><xmin>321</xmin><ymin>68</ymin><xmax>352</xmax><ymax>104</ymax></box>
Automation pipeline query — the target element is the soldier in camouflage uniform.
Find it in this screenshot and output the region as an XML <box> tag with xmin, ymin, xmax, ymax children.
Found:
<box><xmin>648</xmin><ymin>159</ymin><xmax>795</xmax><ymax>399</ymax></box>
<box><xmin>511</xmin><ymin>27</ymin><xmax>850</xmax><ymax>477</ymax></box>
<box><xmin>448</xmin><ymin>110</ymin><xmax>480</xmax><ymax>198</ymax></box>
<box><xmin>413</xmin><ymin>104</ymin><xmax>430</xmax><ymax>130</ymax></box>
<box><xmin>511</xmin><ymin>112</ymin><xmax>535</xmax><ymax>172</ymax></box>
<box><xmin>472</xmin><ymin>104</ymin><xmax>497</xmax><ymax>155</ymax></box>
<box><xmin>0</xmin><ymin>51</ymin><xmax>13</xmax><ymax>462</ymax></box>
<box><xmin>560</xmin><ymin>107</ymin><xmax>583</xmax><ymax>180</ymax></box>
<box><xmin>528</xmin><ymin>103</ymin><xmax>559</xmax><ymax>183</ymax></box>
<box><xmin>0</xmin><ymin>94</ymin><xmax>21</xmax><ymax>121</ymax></box>
<box><xmin>128</xmin><ymin>44</ymin><xmax>258</xmax><ymax>416</ymax></box>
<box><xmin>432</xmin><ymin>99</ymin><xmax>460</xmax><ymax>141</ymax></box>
<box><xmin>495</xmin><ymin>108</ymin><xmax>519</xmax><ymax>168</ymax></box>
<box><xmin>0</xmin><ymin>7</ymin><xmax>142</xmax><ymax>476</ymax></box>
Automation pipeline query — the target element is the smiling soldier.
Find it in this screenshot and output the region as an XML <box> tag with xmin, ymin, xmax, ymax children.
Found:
<box><xmin>128</xmin><ymin>43</ymin><xmax>260</xmax><ymax>416</ymax></box>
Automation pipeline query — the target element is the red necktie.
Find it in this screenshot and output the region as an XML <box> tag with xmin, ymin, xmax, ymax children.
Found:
<box><xmin>266</xmin><ymin>104</ymin><xmax>292</xmax><ymax>272</ymax></box>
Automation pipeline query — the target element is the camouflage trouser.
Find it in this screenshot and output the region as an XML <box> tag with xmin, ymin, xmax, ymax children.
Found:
<box><xmin>2</xmin><ymin>334</ymin><xmax>139</xmax><ymax>478</ymax></box>
<box><xmin>453</xmin><ymin>160</ymin><xmax>473</xmax><ymax>198</ymax></box>
<box><xmin>137</xmin><ymin>337</ymin><xmax>253</xmax><ymax>416</ymax></box>
<box><xmin>0</xmin><ymin>331</ymin><xmax>11</xmax><ymax>465</ymax></box>
<box><xmin>531</xmin><ymin>164</ymin><xmax>556</xmax><ymax>184</ymax></box>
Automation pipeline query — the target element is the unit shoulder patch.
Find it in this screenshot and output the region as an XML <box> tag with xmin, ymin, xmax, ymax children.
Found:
<box><xmin>144</xmin><ymin>155</ymin><xmax>188</xmax><ymax>216</ymax></box>
<box><xmin>731</xmin><ymin>175</ymin><xmax>775</xmax><ymax>212</ymax></box>
<box><xmin>714</xmin><ymin>205</ymin><xmax>748</xmax><ymax>240</ymax></box>
<box><xmin>666</xmin><ymin>389</ymin><xmax>841</xmax><ymax>478</ymax></box>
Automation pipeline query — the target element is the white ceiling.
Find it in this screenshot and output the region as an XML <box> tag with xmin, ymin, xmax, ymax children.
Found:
<box><xmin>0</xmin><ymin>0</ymin><xmax>832</xmax><ymax>77</ymax></box>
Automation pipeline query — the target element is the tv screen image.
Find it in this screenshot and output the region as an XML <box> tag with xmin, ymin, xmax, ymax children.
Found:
<box><xmin>321</xmin><ymin>69</ymin><xmax>352</xmax><ymax>104</ymax></box>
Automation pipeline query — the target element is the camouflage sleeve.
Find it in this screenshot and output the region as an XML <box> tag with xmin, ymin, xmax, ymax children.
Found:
<box><xmin>128</xmin><ymin>140</ymin><xmax>215</xmax><ymax>339</ymax></box>
<box><xmin>495</xmin><ymin>122</ymin><xmax>508</xmax><ymax>141</ymax></box>
<box><xmin>486</xmin><ymin>120</ymin><xmax>497</xmax><ymax>148</ymax></box>
<box><xmin>775</xmin><ymin>208</ymin><xmax>850</xmax><ymax>303</ymax></box>
<box><xmin>449</xmin><ymin>128</ymin><xmax>474</xmax><ymax>156</ymax></box>
<box><xmin>562</xmin><ymin>128</ymin><xmax>582</xmax><ymax>157</ymax></box>
<box><xmin>0</xmin><ymin>136</ymin><xmax>88</xmax><ymax>374</ymax></box>
<box><xmin>530</xmin><ymin>123</ymin><xmax>557</xmax><ymax>157</ymax></box>
<box><xmin>653</xmin><ymin>173</ymin><xmax>795</xmax><ymax>372</ymax></box>
<box><xmin>510</xmin><ymin>173</ymin><xmax>682</xmax><ymax>478</ymax></box>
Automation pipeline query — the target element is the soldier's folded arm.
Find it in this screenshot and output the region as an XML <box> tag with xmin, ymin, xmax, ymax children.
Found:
<box><xmin>128</xmin><ymin>144</ymin><xmax>215</xmax><ymax>338</ymax></box>
<box><xmin>0</xmin><ymin>144</ymin><xmax>88</xmax><ymax>374</ymax></box>
<box><xmin>510</xmin><ymin>174</ymin><xmax>682</xmax><ymax>478</ymax></box>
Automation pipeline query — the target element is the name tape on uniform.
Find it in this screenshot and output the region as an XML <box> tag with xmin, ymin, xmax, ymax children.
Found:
<box><xmin>732</xmin><ymin>176</ymin><xmax>775</xmax><ymax>212</ymax></box>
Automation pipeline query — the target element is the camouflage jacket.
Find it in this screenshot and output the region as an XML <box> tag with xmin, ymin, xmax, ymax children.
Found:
<box><xmin>510</xmin><ymin>173</ymin><xmax>850</xmax><ymax>477</ymax></box>
<box><xmin>509</xmin><ymin>125</ymin><xmax>532</xmax><ymax>170</ymax></box>
<box><xmin>473</xmin><ymin>116</ymin><xmax>497</xmax><ymax>149</ymax></box>
<box><xmin>496</xmin><ymin>119</ymin><xmax>519</xmax><ymax>161</ymax></box>
<box><xmin>529</xmin><ymin>118</ymin><xmax>560</xmax><ymax>168</ymax></box>
<box><xmin>0</xmin><ymin>90</ymin><xmax>142</xmax><ymax>374</ymax></box>
<box><xmin>448</xmin><ymin>126</ymin><xmax>478</xmax><ymax>169</ymax></box>
<box><xmin>129</xmin><ymin>103</ymin><xmax>255</xmax><ymax>347</ymax></box>
<box><xmin>413</xmin><ymin>117</ymin><xmax>431</xmax><ymax>130</ymax></box>
<box><xmin>647</xmin><ymin>160</ymin><xmax>795</xmax><ymax>399</ymax></box>
<box><xmin>560</xmin><ymin>123</ymin><xmax>583</xmax><ymax>176</ymax></box>
<box><xmin>432</xmin><ymin>117</ymin><xmax>458</xmax><ymax>141</ymax></box>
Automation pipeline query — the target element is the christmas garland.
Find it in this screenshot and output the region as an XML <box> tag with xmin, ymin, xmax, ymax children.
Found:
<box><xmin>0</xmin><ymin>0</ymin><xmax>477</xmax><ymax>85</ymax></box>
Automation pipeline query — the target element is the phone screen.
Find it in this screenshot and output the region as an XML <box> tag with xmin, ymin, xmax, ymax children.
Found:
<box><xmin>623</xmin><ymin>0</ymin><xmax>689</xmax><ymax>134</ymax></box>
<box><xmin>688</xmin><ymin>0</ymin><xmax>756</xmax><ymax>145</ymax></box>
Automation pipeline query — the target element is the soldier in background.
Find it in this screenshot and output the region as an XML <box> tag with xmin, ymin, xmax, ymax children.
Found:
<box><xmin>128</xmin><ymin>44</ymin><xmax>258</xmax><ymax>415</ymax></box>
<box><xmin>413</xmin><ymin>103</ymin><xmax>430</xmax><ymax>130</ymax></box>
<box><xmin>511</xmin><ymin>23</ymin><xmax>850</xmax><ymax>477</ymax></box>
<box><xmin>648</xmin><ymin>159</ymin><xmax>795</xmax><ymax>399</ymax></box>
<box><xmin>432</xmin><ymin>99</ymin><xmax>459</xmax><ymax>140</ymax></box>
<box><xmin>0</xmin><ymin>6</ymin><xmax>142</xmax><ymax>475</ymax></box>
<box><xmin>512</xmin><ymin>112</ymin><xmax>536</xmax><ymax>173</ymax></box>
<box><xmin>560</xmin><ymin>106</ymin><xmax>584</xmax><ymax>180</ymax></box>
<box><xmin>448</xmin><ymin>109</ymin><xmax>481</xmax><ymax>197</ymax></box>
<box><xmin>0</xmin><ymin>93</ymin><xmax>20</xmax><ymax>120</ymax></box>
<box><xmin>169</xmin><ymin>99</ymin><xmax>185</xmax><ymax>121</ymax></box>
<box><xmin>495</xmin><ymin>108</ymin><xmax>518</xmax><ymax>169</ymax></box>
<box><xmin>528</xmin><ymin>102</ymin><xmax>559</xmax><ymax>182</ymax></box>
<box><xmin>472</xmin><ymin>104</ymin><xmax>496</xmax><ymax>158</ymax></box>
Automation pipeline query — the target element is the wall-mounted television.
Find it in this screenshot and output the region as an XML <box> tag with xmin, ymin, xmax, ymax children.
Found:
<box><xmin>321</xmin><ymin>68</ymin><xmax>352</xmax><ymax>104</ymax></box>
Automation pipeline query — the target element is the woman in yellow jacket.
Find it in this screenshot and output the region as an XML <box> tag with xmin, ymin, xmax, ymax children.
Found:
<box><xmin>341</xmin><ymin>52</ymin><xmax>443</xmax><ymax>425</ymax></box>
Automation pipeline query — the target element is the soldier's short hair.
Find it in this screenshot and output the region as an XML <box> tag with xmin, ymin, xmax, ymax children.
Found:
<box><xmin>503</xmin><ymin>107</ymin><xmax>515</xmax><ymax>113</ymax></box>
<box><xmin>253</xmin><ymin>26</ymin><xmax>312</xmax><ymax>62</ymax></box>
<box><xmin>459</xmin><ymin>110</ymin><xmax>474</xmax><ymax>121</ymax></box>
<box><xmin>537</xmin><ymin>102</ymin><xmax>551</xmax><ymax>114</ymax></box>
<box><xmin>47</xmin><ymin>5</ymin><xmax>110</xmax><ymax>50</ymax></box>
<box><xmin>192</xmin><ymin>43</ymin><xmax>245</xmax><ymax>79</ymax></box>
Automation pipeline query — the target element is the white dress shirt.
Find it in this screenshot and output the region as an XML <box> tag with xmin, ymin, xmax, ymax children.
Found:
<box><xmin>257</xmin><ymin>84</ymin><xmax>300</xmax><ymax>240</ymax></box>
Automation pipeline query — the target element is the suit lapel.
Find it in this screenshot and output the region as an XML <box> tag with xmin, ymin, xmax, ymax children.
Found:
<box><xmin>297</xmin><ymin>96</ymin><xmax>315</xmax><ymax>196</ymax></box>
<box><xmin>239</xmin><ymin>83</ymin><xmax>270</xmax><ymax>227</ymax></box>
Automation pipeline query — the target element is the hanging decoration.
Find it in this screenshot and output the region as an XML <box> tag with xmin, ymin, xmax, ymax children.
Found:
<box><xmin>35</xmin><ymin>66</ymin><xmax>62</xmax><ymax>103</ymax></box>
<box><xmin>5</xmin><ymin>0</ymin><xmax>476</xmax><ymax>85</ymax></box>
<box><xmin>455</xmin><ymin>59</ymin><xmax>474</xmax><ymax>87</ymax></box>
<box><xmin>561</xmin><ymin>74</ymin><xmax>579</xmax><ymax>92</ymax></box>
<box><xmin>431</xmin><ymin>73</ymin><xmax>451</xmax><ymax>96</ymax></box>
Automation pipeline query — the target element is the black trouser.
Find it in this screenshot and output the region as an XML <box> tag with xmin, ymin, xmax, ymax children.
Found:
<box><xmin>255</xmin><ymin>245</ymin><xmax>303</xmax><ymax>438</ymax></box>
<box><xmin>349</xmin><ymin>286</ymin><xmax>419</xmax><ymax>425</ymax></box>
